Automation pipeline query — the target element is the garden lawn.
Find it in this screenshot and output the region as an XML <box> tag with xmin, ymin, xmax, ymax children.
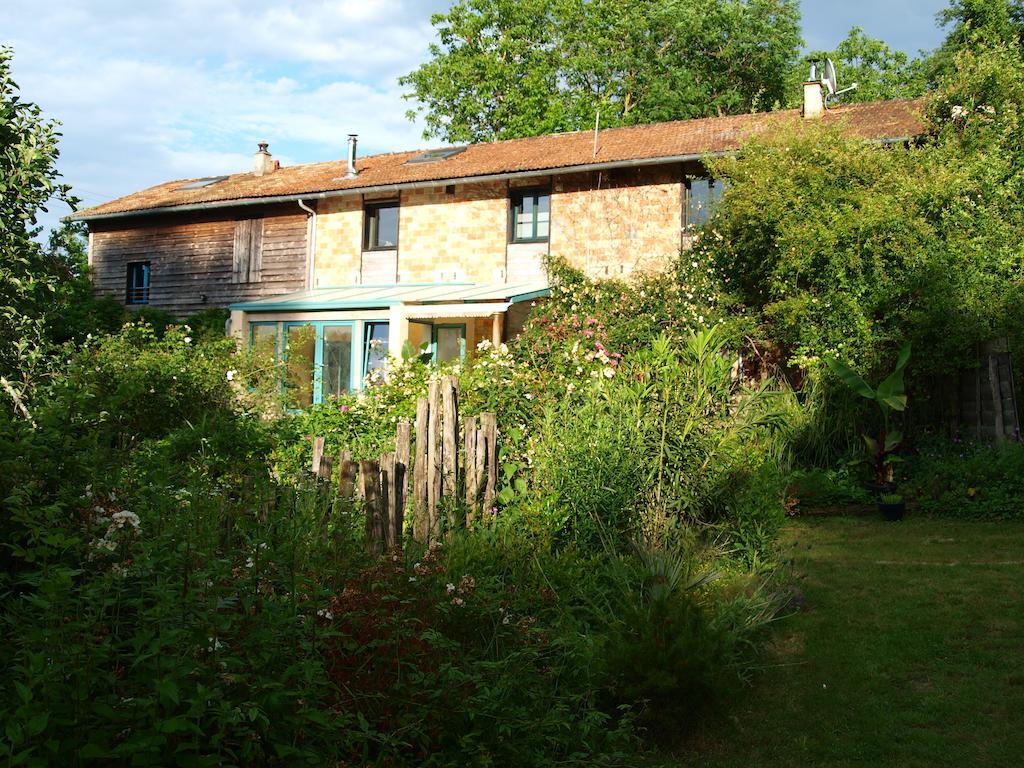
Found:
<box><xmin>678</xmin><ymin>517</ymin><xmax>1024</xmax><ymax>768</ymax></box>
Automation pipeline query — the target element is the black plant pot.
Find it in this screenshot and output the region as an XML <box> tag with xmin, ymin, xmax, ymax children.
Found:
<box><xmin>878</xmin><ymin>499</ymin><xmax>905</xmax><ymax>521</ymax></box>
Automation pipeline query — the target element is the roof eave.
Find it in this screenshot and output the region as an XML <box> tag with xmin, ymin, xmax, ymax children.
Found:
<box><xmin>69</xmin><ymin>132</ymin><xmax>922</xmax><ymax>224</ymax></box>
<box><xmin>69</xmin><ymin>151</ymin><xmax>722</xmax><ymax>223</ymax></box>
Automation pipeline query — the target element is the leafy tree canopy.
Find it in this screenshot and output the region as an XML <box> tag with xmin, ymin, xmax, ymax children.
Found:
<box><xmin>0</xmin><ymin>45</ymin><xmax>78</xmax><ymax>406</ymax></box>
<box><xmin>400</xmin><ymin>0</ymin><xmax>803</xmax><ymax>143</ymax></box>
<box><xmin>795</xmin><ymin>26</ymin><xmax>929</xmax><ymax>104</ymax></box>
<box><xmin>699</xmin><ymin>41</ymin><xmax>1024</xmax><ymax>381</ymax></box>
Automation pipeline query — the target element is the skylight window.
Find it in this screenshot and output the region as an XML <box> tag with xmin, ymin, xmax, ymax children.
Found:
<box><xmin>178</xmin><ymin>176</ymin><xmax>228</xmax><ymax>190</ymax></box>
<box><xmin>406</xmin><ymin>146</ymin><xmax>467</xmax><ymax>164</ymax></box>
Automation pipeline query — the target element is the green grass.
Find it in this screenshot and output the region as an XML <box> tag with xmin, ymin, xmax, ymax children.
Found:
<box><xmin>676</xmin><ymin>517</ymin><xmax>1024</xmax><ymax>767</ymax></box>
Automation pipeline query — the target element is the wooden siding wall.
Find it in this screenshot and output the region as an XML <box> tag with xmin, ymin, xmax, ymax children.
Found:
<box><xmin>89</xmin><ymin>204</ymin><xmax>308</xmax><ymax>317</ymax></box>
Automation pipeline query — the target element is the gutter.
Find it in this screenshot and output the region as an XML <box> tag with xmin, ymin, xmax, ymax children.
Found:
<box><xmin>296</xmin><ymin>198</ymin><xmax>316</xmax><ymax>289</ymax></box>
<box><xmin>69</xmin><ymin>134</ymin><xmax>917</xmax><ymax>224</ymax></box>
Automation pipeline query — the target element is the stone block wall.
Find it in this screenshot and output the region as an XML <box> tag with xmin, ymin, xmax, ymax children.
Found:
<box><xmin>398</xmin><ymin>182</ymin><xmax>507</xmax><ymax>283</ymax></box>
<box><xmin>550</xmin><ymin>165</ymin><xmax>684</xmax><ymax>278</ymax></box>
<box><xmin>314</xmin><ymin>196</ymin><xmax>362</xmax><ymax>287</ymax></box>
<box><xmin>311</xmin><ymin>163</ymin><xmax>695</xmax><ymax>289</ymax></box>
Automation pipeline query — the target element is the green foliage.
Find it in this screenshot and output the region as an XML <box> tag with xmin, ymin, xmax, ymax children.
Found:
<box><xmin>529</xmin><ymin>326</ymin><xmax>788</xmax><ymax>562</ymax></box>
<box><xmin>0</xmin><ymin>45</ymin><xmax>79</xmax><ymax>401</ymax></box>
<box><xmin>785</xmin><ymin>467</ymin><xmax>871</xmax><ymax>510</ymax></box>
<box><xmin>400</xmin><ymin>0</ymin><xmax>803</xmax><ymax>143</ymax></box>
<box><xmin>904</xmin><ymin>439</ymin><xmax>1024</xmax><ymax>519</ymax></box>
<box><xmin>825</xmin><ymin>343</ymin><xmax>911</xmax><ymax>484</ymax></box>
<box><xmin>702</xmin><ymin>45</ymin><xmax>1024</xmax><ymax>382</ymax></box>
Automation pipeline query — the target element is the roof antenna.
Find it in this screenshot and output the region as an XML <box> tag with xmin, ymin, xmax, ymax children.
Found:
<box><xmin>592</xmin><ymin>107</ymin><xmax>601</xmax><ymax>158</ymax></box>
<box><xmin>820</xmin><ymin>58</ymin><xmax>858</xmax><ymax>102</ymax></box>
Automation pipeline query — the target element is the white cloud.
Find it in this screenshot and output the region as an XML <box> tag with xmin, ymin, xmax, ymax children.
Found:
<box><xmin>4</xmin><ymin>0</ymin><xmax>449</xmax><ymax>231</ymax></box>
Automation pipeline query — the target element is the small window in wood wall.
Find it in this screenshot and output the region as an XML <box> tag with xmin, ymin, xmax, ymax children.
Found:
<box><xmin>232</xmin><ymin>218</ymin><xmax>264</xmax><ymax>283</ymax></box>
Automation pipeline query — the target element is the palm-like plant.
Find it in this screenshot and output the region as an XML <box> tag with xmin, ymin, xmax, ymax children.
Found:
<box><xmin>824</xmin><ymin>343</ymin><xmax>912</xmax><ymax>486</ymax></box>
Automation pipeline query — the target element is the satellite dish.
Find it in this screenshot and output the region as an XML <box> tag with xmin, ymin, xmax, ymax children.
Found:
<box><xmin>822</xmin><ymin>59</ymin><xmax>838</xmax><ymax>97</ymax></box>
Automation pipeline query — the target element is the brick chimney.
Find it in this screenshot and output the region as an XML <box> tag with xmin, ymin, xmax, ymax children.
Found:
<box><xmin>253</xmin><ymin>141</ymin><xmax>279</xmax><ymax>176</ymax></box>
<box><xmin>803</xmin><ymin>80</ymin><xmax>824</xmax><ymax>119</ymax></box>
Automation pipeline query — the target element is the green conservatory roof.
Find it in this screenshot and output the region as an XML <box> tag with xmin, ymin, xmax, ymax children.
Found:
<box><xmin>229</xmin><ymin>281</ymin><xmax>550</xmax><ymax>312</ymax></box>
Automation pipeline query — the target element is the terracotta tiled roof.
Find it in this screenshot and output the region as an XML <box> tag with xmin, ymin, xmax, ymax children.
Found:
<box><xmin>73</xmin><ymin>98</ymin><xmax>926</xmax><ymax>220</ymax></box>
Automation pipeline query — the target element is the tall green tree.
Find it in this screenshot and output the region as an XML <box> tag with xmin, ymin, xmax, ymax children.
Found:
<box><xmin>400</xmin><ymin>0</ymin><xmax>803</xmax><ymax>143</ymax></box>
<box><xmin>0</xmin><ymin>45</ymin><xmax>77</xmax><ymax>413</ymax></box>
<box><xmin>919</xmin><ymin>0</ymin><xmax>1024</xmax><ymax>84</ymax></box>
<box><xmin>700</xmin><ymin>42</ymin><xmax>1024</xmax><ymax>380</ymax></box>
<box><xmin>796</xmin><ymin>26</ymin><xmax>928</xmax><ymax>104</ymax></box>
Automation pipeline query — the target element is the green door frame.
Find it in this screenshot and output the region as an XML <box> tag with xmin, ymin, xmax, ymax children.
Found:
<box><xmin>281</xmin><ymin>320</ymin><xmax>361</xmax><ymax>404</ymax></box>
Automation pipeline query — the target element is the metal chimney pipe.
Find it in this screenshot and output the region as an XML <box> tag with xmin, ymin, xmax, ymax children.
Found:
<box><xmin>346</xmin><ymin>134</ymin><xmax>358</xmax><ymax>179</ymax></box>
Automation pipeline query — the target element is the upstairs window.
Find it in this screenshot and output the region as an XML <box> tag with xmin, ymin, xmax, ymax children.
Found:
<box><xmin>364</xmin><ymin>201</ymin><xmax>399</xmax><ymax>251</ymax></box>
<box><xmin>232</xmin><ymin>217</ymin><xmax>264</xmax><ymax>283</ymax></box>
<box><xmin>125</xmin><ymin>261</ymin><xmax>150</xmax><ymax>305</ymax></box>
<box><xmin>510</xmin><ymin>189</ymin><xmax>550</xmax><ymax>243</ymax></box>
<box><xmin>685</xmin><ymin>178</ymin><xmax>728</xmax><ymax>230</ymax></box>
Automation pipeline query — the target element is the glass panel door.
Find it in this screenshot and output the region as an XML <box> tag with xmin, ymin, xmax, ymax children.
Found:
<box><xmin>434</xmin><ymin>324</ymin><xmax>466</xmax><ymax>363</ymax></box>
<box><xmin>285</xmin><ymin>324</ymin><xmax>317</xmax><ymax>409</ymax></box>
<box><xmin>250</xmin><ymin>323</ymin><xmax>279</xmax><ymax>366</ymax></box>
<box><xmin>322</xmin><ymin>325</ymin><xmax>353</xmax><ymax>401</ymax></box>
<box><xmin>363</xmin><ymin>322</ymin><xmax>390</xmax><ymax>380</ymax></box>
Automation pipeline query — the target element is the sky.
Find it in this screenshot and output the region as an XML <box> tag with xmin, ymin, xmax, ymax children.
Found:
<box><xmin>5</xmin><ymin>0</ymin><xmax>950</xmax><ymax>235</ymax></box>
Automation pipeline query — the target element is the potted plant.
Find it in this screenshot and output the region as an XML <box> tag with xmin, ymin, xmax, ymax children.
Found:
<box><xmin>825</xmin><ymin>343</ymin><xmax>912</xmax><ymax>499</ymax></box>
<box><xmin>877</xmin><ymin>492</ymin><xmax>905</xmax><ymax>521</ymax></box>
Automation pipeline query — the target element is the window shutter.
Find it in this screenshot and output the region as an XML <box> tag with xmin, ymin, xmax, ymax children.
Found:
<box><xmin>247</xmin><ymin>219</ymin><xmax>263</xmax><ymax>282</ymax></box>
<box><xmin>232</xmin><ymin>218</ymin><xmax>264</xmax><ymax>283</ymax></box>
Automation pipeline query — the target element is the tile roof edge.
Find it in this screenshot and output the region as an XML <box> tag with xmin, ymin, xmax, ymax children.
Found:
<box><xmin>70</xmin><ymin>97</ymin><xmax>927</xmax><ymax>222</ymax></box>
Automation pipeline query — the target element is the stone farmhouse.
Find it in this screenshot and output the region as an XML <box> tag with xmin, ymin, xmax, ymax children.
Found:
<box><xmin>71</xmin><ymin>82</ymin><xmax>923</xmax><ymax>406</ymax></box>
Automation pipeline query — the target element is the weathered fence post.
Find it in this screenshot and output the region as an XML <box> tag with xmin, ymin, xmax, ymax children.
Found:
<box><xmin>464</xmin><ymin>415</ymin><xmax>478</xmax><ymax>527</ymax></box>
<box><xmin>379</xmin><ymin>453</ymin><xmax>395</xmax><ymax>550</ymax></box>
<box><xmin>441</xmin><ymin>375</ymin><xmax>459</xmax><ymax>528</ymax></box>
<box><xmin>311</xmin><ymin>436</ymin><xmax>326</xmax><ymax>477</ymax></box>
<box><xmin>426</xmin><ymin>379</ymin><xmax>442</xmax><ymax>539</ymax></box>
<box><xmin>361</xmin><ymin>459</ymin><xmax>383</xmax><ymax>555</ymax></box>
<box><xmin>480</xmin><ymin>412</ymin><xmax>498</xmax><ymax>516</ymax></box>
<box><xmin>413</xmin><ymin>397</ymin><xmax>429</xmax><ymax>542</ymax></box>
<box><xmin>395</xmin><ymin>420</ymin><xmax>410</xmax><ymax>546</ymax></box>
<box><xmin>338</xmin><ymin>450</ymin><xmax>357</xmax><ymax>498</ymax></box>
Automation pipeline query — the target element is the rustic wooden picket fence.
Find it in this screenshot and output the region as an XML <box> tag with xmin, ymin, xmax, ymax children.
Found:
<box><xmin>310</xmin><ymin>375</ymin><xmax>499</xmax><ymax>554</ymax></box>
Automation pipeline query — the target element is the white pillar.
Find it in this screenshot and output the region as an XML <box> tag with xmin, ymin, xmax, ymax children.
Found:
<box><xmin>388</xmin><ymin>303</ymin><xmax>408</xmax><ymax>360</ymax></box>
<box><xmin>491</xmin><ymin>313</ymin><xmax>504</xmax><ymax>347</ymax></box>
<box><xmin>229</xmin><ymin>309</ymin><xmax>247</xmax><ymax>345</ymax></box>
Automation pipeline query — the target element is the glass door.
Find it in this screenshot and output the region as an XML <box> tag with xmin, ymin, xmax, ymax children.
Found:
<box><xmin>281</xmin><ymin>321</ymin><xmax>361</xmax><ymax>407</ymax></box>
<box><xmin>433</xmin><ymin>324</ymin><xmax>466</xmax><ymax>363</ymax></box>
<box><xmin>321</xmin><ymin>325</ymin><xmax>354</xmax><ymax>401</ymax></box>
<box><xmin>284</xmin><ymin>323</ymin><xmax>317</xmax><ymax>409</ymax></box>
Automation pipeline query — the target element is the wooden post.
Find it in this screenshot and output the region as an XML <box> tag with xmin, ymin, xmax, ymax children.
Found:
<box><xmin>317</xmin><ymin>455</ymin><xmax>334</xmax><ymax>483</ymax></box>
<box><xmin>311</xmin><ymin>436</ymin><xmax>326</xmax><ymax>476</ymax></box>
<box><xmin>480</xmin><ymin>412</ymin><xmax>498</xmax><ymax>516</ymax></box>
<box><xmin>413</xmin><ymin>398</ymin><xmax>429</xmax><ymax>542</ymax></box>
<box><xmin>475</xmin><ymin>426</ymin><xmax>487</xmax><ymax>515</ymax></box>
<box><xmin>441</xmin><ymin>375</ymin><xmax>459</xmax><ymax>528</ymax></box>
<box><xmin>361</xmin><ymin>459</ymin><xmax>383</xmax><ymax>555</ymax></box>
<box><xmin>427</xmin><ymin>379</ymin><xmax>442</xmax><ymax>539</ymax></box>
<box><xmin>395</xmin><ymin>421</ymin><xmax>411</xmax><ymax>546</ymax></box>
<box><xmin>464</xmin><ymin>415</ymin><xmax>478</xmax><ymax>525</ymax></box>
<box><xmin>338</xmin><ymin>450</ymin><xmax>357</xmax><ymax>498</ymax></box>
<box><xmin>380</xmin><ymin>452</ymin><xmax>397</xmax><ymax>550</ymax></box>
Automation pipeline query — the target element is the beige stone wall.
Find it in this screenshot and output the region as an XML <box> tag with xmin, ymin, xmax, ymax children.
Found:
<box><xmin>397</xmin><ymin>182</ymin><xmax>508</xmax><ymax>283</ymax></box>
<box><xmin>550</xmin><ymin>165</ymin><xmax>683</xmax><ymax>278</ymax></box>
<box><xmin>311</xmin><ymin>164</ymin><xmax>692</xmax><ymax>290</ymax></box>
<box><xmin>313</xmin><ymin>196</ymin><xmax>362</xmax><ymax>288</ymax></box>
